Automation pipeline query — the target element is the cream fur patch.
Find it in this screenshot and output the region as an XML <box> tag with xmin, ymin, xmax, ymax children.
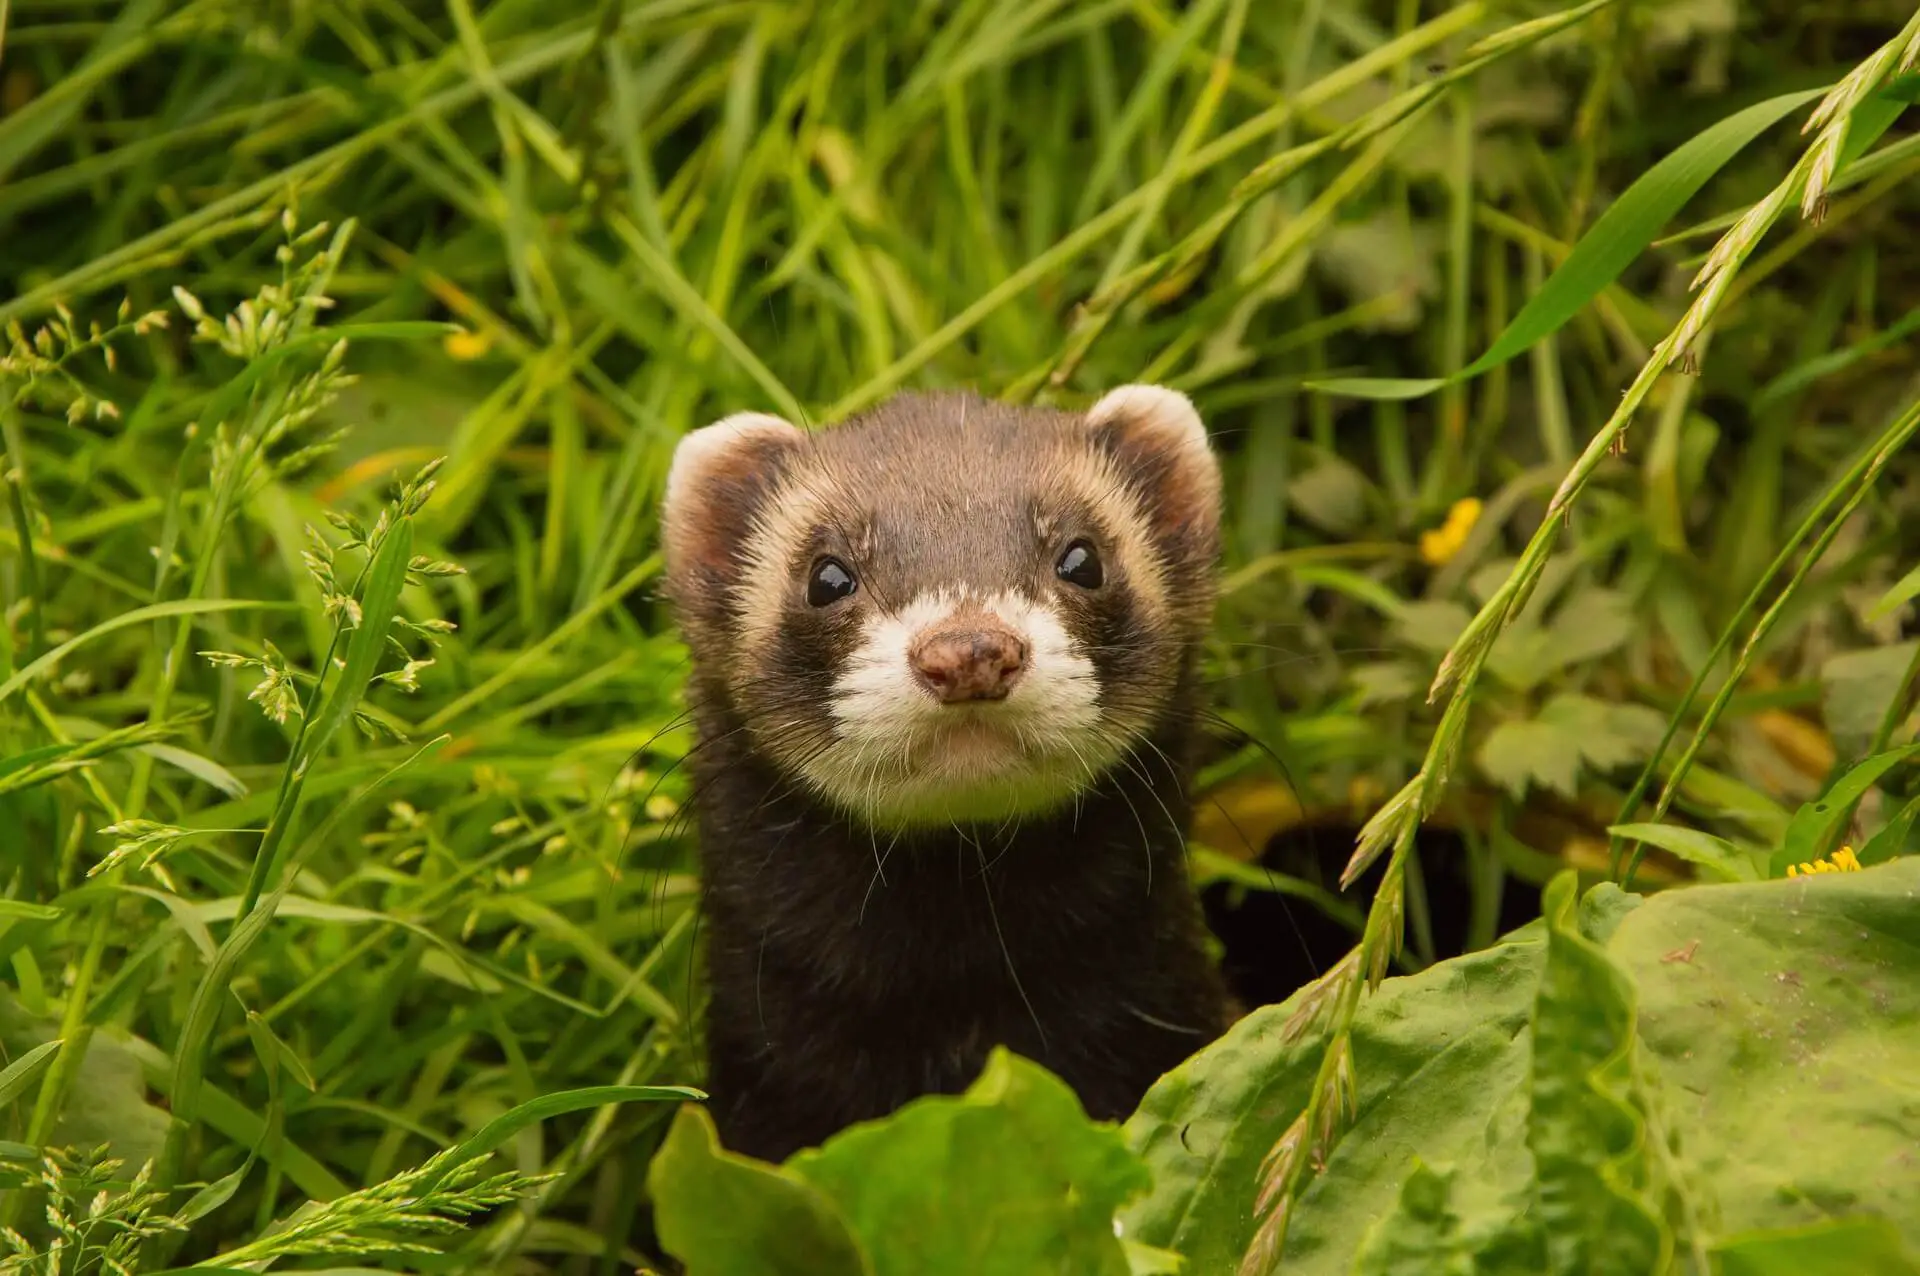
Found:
<box><xmin>795</xmin><ymin>587</ymin><xmax>1137</xmax><ymax>828</ymax></box>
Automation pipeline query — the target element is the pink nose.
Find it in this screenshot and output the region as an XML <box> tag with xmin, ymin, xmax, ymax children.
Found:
<box><xmin>909</xmin><ymin>626</ymin><xmax>1028</xmax><ymax>703</ymax></box>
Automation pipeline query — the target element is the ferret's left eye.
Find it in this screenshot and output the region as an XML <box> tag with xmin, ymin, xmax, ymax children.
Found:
<box><xmin>1055</xmin><ymin>540</ymin><xmax>1103</xmax><ymax>589</ymax></box>
<box><xmin>807</xmin><ymin>557</ymin><xmax>858</xmax><ymax>606</ymax></box>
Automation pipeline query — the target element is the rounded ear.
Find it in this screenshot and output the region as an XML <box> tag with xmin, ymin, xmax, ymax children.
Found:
<box><xmin>1085</xmin><ymin>384</ymin><xmax>1221</xmax><ymax>547</ymax></box>
<box><xmin>662</xmin><ymin>412</ymin><xmax>806</xmax><ymax>583</ymax></box>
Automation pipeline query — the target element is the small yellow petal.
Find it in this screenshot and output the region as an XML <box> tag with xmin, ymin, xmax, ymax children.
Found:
<box><xmin>443</xmin><ymin>328</ymin><xmax>492</xmax><ymax>361</ymax></box>
<box><xmin>1418</xmin><ymin>497</ymin><xmax>1484</xmax><ymax>567</ymax></box>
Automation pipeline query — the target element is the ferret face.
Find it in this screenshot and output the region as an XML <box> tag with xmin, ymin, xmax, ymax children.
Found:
<box><xmin>661</xmin><ymin>387</ymin><xmax>1221</xmax><ymax>830</ymax></box>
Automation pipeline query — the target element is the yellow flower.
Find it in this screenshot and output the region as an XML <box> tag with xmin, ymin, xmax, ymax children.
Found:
<box><xmin>1419</xmin><ymin>497</ymin><xmax>1483</xmax><ymax>566</ymax></box>
<box><xmin>442</xmin><ymin>327</ymin><xmax>492</xmax><ymax>360</ymax></box>
<box><xmin>1786</xmin><ymin>845</ymin><xmax>1862</xmax><ymax>877</ymax></box>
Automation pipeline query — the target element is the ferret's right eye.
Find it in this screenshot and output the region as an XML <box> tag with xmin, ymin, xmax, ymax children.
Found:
<box><xmin>806</xmin><ymin>557</ymin><xmax>858</xmax><ymax>607</ymax></box>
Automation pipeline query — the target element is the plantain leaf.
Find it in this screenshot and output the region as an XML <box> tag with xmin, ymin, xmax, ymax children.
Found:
<box><xmin>649</xmin><ymin>1104</ymin><xmax>870</xmax><ymax>1276</ymax></box>
<box><xmin>1124</xmin><ymin>860</ymin><xmax>1920</xmax><ymax>1272</ymax></box>
<box><xmin>787</xmin><ymin>1049</ymin><xmax>1149</xmax><ymax>1276</ymax></box>
<box><xmin>1712</xmin><ymin>1217</ymin><xmax>1920</xmax><ymax>1275</ymax></box>
<box><xmin>1525</xmin><ymin>873</ymin><xmax>1670</xmax><ymax>1275</ymax></box>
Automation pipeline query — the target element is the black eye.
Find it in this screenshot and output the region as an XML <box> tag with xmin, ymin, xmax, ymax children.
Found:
<box><xmin>1055</xmin><ymin>540</ymin><xmax>1103</xmax><ymax>589</ymax></box>
<box><xmin>807</xmin><ymin>557</ymin><xmax>858</xmax><ymax>607</ymax></box>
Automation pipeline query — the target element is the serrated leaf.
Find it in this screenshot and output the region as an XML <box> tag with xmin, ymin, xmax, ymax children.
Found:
<box><xmin>1540</xmin><ymin>589</ymin><xmax>1637</xmax><ymax>669</ymax></box>
<box><xmin>1478</xmin><ymin>718</ymin><xmax>1583</xmax><ymax>799</ymax></box>
<box><xmin>1351</xmin><ymin>663</ymin><xmax>1421</xmax><ymax>709</ymax></box>
<box><xmin>650</xmin><ymin>1104</ymin><xmax>870</xmax><ymax>1276</ymax></box>
<box><xmin>1284</xmin><ymin>459</ymin><xmax>1370</xmax><ymax>537</ymax></box>
<box><xmin>1534</xmin><ymin>695</ymin><xmax>1667</xmax><ymax>773</ymax></box>
<box><xmin>1396</xmin><ymin>601</ymin><xmax>1474</xmax><ymax>655</ymax></box>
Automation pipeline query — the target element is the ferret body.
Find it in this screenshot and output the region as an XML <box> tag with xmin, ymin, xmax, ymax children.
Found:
<box><xmin>660</xmin><ymin>385</ymin><xmax>1231</xmax><ymax>1163</ymax></box>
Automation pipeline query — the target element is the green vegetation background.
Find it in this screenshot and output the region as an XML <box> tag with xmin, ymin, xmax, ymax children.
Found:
<box><xmin>2</xmin><ymin>0</ymin><xmax>1919</xmax><ymax>1272</ymax></box>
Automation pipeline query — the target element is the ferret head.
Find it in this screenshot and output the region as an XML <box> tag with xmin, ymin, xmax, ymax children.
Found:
<box><xmin>661</xmin><ymin>387</ymin><xmax>1221</xmax><ymax>830</ymax></box>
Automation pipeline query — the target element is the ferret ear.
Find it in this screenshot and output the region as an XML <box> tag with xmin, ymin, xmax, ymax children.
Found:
<box><xmin>1085</xmin><ymin>384</ymin><xmax>1221</xmax><ymax>547</ymax></box>
<box><xmin>662</xmin><ymin>412</ymin><xmax>806</xmax><ymax>581</ymax></box>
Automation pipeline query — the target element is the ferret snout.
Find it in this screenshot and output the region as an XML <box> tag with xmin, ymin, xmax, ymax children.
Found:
<box><xmin>908</xmin><ymin>623</ymin><xmax>1029</xmax><ymax>703</ymax></box>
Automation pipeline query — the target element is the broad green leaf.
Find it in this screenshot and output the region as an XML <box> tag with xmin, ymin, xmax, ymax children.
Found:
<box><xmin>650</xmin><ymin>1104</ymin><xmax>870</xmax><ymax>1276</ymax></box>
<box><xmin>1612</xmin><ymin>859</ymin><xmax>1920</xmax><ymax>1247</ymax></box>
<box><xmin>1308</xmin><ymin>86</ymin><xmax>1828</xmax><ymax>401</ymax></box>
<box><xmin>788</xmin><ymin>1049</ymin><xmax>1149</xmax><ymax>1276</ymax></box>
<box><xmin>1712</xmin><ymin>1218</ymin><xmax>1920</xmax><ymax>1276</ymax></box>
<box><xmin>1605</xmin><ymin>822</ymin><xmax>1758</xmax><ymax>882</ymax></box>
<box><xmin>1771</xmin><ymin>743</ymin><xmax>1920</xmax><ymax>877</ymax></box>
<box><xmin>1526</xmin><ymin>873</ymin><xmax>1669</xmax><ymax>1275</ymax></box>
<box><xmin>1125</xmin><ymin>861</ymin><xmax>1920</xmax><ymax>1271</ymax></box>
<box><xmin>1350</xmin><ymin>1162</ymin><xmax>1473</xmax><ymax>1276</ymax></box>
<box><xmin>1122</xmin><ymin>934</ymin><xmax>1548</xmax><ymax>1273</ymax></box>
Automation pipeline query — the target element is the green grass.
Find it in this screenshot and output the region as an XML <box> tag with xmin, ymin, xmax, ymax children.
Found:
<box><xmin>3</xmin><ymin>1</ymin><xmax>1920</xmax><ymax>1272</ymax></box>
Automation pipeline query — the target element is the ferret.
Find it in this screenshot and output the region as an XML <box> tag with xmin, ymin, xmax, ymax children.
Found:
<box><xmin>659</xmin><ymin>384</ymin><xmax>1233</xmax><ymax>1163</ymax></box>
